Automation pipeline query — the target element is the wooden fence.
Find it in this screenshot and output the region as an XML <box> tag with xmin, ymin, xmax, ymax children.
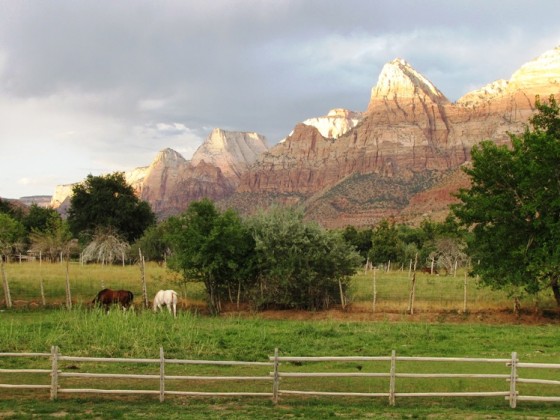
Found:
<box><xmin>1</xmin><ymin>348</ymin><xmax>559</xmax><ymax>408</ymax></box>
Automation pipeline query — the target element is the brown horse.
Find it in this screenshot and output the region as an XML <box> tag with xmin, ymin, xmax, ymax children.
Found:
<box><xmin>92</xmin><ymin>288</ymin><xmax>134</xmax><ymax>312</ymax></box>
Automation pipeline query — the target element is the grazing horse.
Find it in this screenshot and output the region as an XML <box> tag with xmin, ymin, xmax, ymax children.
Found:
<box><xmin>92</xmin><ymin>288</ymin><xmax>134</xmax><ymax>312</ymax></box>
<box><xmin>153</xmin><ymin>290</ymin><xmax>178</xmax><ymax>318</ymax></box>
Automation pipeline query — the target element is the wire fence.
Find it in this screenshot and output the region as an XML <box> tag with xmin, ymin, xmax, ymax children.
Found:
<box><xmin>0</xmin><ymin>261</ymin><xmax>556</xmax><ymax>313</ymax></box>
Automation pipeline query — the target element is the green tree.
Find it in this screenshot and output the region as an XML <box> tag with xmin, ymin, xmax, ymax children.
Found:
<box><xmin>369</xmin><ymin>219</ymin><xmax>402</xmax><ymax>267</ymax></box>
<box><xmin>166</xmin><ymin>199</ymin><xmax>255</xmax><ymax>314</ymax></box>
<box><xmin>342</xmin><ymin>226</ymin><xmax>372</xmax><ymax>261</ymax></box>
<box><xmin>0</xmin><ymin>213</ymin><xmax>25</xmax><ymax>260</ymax></box>
<box><xmin>453</xmin><ymin>95</ymin><xmax>560</xmax><ymax>306</ymax></box>
<box><xmin>131</xmin><ymin>223</ymin><xmax>170</xmax><ymax>265</ymax></box>
<box><xmin>23</xmin><ymin>204</ymin><xmax>61</xmax><ymax>234</ymax></box>
<box><xmin>0</xmin><ymin>198</ymin><xmax>24</xmax><ymax>221</ymax></box>
<box><xmin>67</xmin><ymin>172</ymin><xmax>155</xmax><ymax>243</ymax></box>
<box><xmin>248</xmin><ymin>207</ymin><xmax>361</xmax><ymax>310</ymax></box>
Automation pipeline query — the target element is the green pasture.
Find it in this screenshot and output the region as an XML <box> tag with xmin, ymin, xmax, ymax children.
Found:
<box><xmin>2</xmin><ymin>260</ymin><xmax>558</xmax><ymax>313</ymax></box>
<box><xmin>1</xmin><ymin>261</ymin><xmax>560</xmax><ymax>418</ymax></box>
<box><xmin>1</xmin><ymin>309</ymin><xmax>560</xmax><ymax>418</ymax></box>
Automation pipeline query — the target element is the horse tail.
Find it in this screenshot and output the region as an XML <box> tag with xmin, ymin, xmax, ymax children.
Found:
<box><xmin>152</xmin><ymin>291</ymin><xmax>160</xmax><ymax>311</ymax></box>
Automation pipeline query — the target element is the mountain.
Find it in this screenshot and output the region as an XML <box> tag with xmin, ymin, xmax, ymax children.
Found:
<box><xmin>50</xmin><ymin>129</ymin><xmax>269</xmax><ymax>219</ymax></box>
<box><xmin>17</xmin><ymin>196</ymin><xmax>52</xmax><ymax>208</ymax></box>
<box><xmin>227</xmin><ymin>46</ymin><xmax>560</xmax><ymax>227</ymax></box>
<box><xmin>300</xmin><ymin>108</ymin><xmax>363</xmax><ymax>140</ymax></box>
<box><xmin>50</xmin><ymin>46</ymin><xmax>560</xmax><ymax>227</ymax></box>
<box><xmin>191</xmin><ymin>129</ymin><xmax>268</xmax><ymax>178</ymax></box>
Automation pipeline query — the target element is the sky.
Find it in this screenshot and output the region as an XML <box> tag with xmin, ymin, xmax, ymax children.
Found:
<box><xmin>1</xmin><ymin>0</ymin><xmax>560</xmax><ymax>199</ymax></box>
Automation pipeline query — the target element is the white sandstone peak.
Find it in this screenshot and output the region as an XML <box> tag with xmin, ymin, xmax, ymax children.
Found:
<box><xmin>151</xmin><ymin>148</ymin><xmax>187</xmax><ymax>166</ymax></box>
<box><xmin>457</xmin><ymin>46</ymin><xmax>560</xmax><ymax>107</ymax></box>
<box><xmin>302</xmin><ymin>108</ymin><xmax>362</xmax><ymax>139</ymax></box>
<box><xmin>50</xmin><ymin>184</ymin><xmax>75</xmax><ymax>208</ymax></box>
<box><xmin>509</xmin><ymin>45</ymin><xmax>560</xmax><ymax>89</ymax></box>
<box><xmin>370</xmin><ymin>58</ymin><xmax>449</xmax><ymax>104</ymax></box>
<box><xmin>456</xmin><ymin>79</ymin><xmax>510</xmax><ymax>107</ymax></box>
<box><xmin>192</xmin><ymin>129</ymin><xmax>268</xmax><ymax>178</ymax></box>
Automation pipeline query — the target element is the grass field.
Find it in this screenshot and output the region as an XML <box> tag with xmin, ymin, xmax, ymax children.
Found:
<box><xmin>1</xmin><ymin>262</ymin><xmax>560</xmax><ymax>418</ymax></box>
<box><xmin>1</xmin><ymin>309</ymin><xmax>560</xmax><ymax>418</ymax></box>
<box><xmin>2</xmin><ymin>260</ymin><xmax>558</xmax><ymax>313</ymax></box>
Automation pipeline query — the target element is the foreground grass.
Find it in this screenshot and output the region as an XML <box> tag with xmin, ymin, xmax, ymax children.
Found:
<box><xmin>1</xmin><ymin>309</ymin><xmax>560</xmax><ymax>418</ymax></box>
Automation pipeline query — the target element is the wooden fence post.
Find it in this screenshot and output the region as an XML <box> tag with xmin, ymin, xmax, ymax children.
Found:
<box><xmin>430</xmin><ymin>257</ymin><xmax>435</xmax><ymax>275</ymax></box>
<box><xmin>1</xmin><ymin>257</ymin><xmax>12</xmax><ymax>308</ymax></box>
<box><xmin>159</xmin><ymin>347</ymin><xmax>165</xmax><ymax>402</ymax></box>
<box><xmin>463</xmin><ymin>271</ymin><xmax>468</xmax><ymax>313</ymax></box>
<box><xmin>139</xmin><ymin>249</ymin><xmax>148</xmax><ymax>309</ymax></box>
<box><xmin>272</xmin><ymin>348</ymin><xmax>280</xmax><ymax>404</ymax></box>
<box><xmin>372</xmin><ymin>268</ymin><xmax>377</xmax><ymax>313</ymax></box>
<box><xmin>408</xmin><ymin>273</ymin><xmax>416</xmax><ymax>315</ymax></box>
<box><xmin>389</xmin><ymin>350</ymin><xmax>396</xmax><ymax>406</ymax></box>
<box><xmin>509</xmin><ymin>351</ymin><xmax>518</xmax><ymax>408</ymax></box>
<box><xmin>338</xmin><ymin>279</ymin><xmax>346</xmax><ymax>310</ymax></box>
<box><xmin>50</xmin><ymin>345</ymin><xmax>59</xmax><ymax>400</ymax></box>
<box><xmin>64</xmin><ymin>256</ymin><xmax>72</xmax><ymax>310</ymax></box>
<box><xmin>40</xmin><ymin>278</ymin><xmax>46</xmax><ymax>307</ymax></box>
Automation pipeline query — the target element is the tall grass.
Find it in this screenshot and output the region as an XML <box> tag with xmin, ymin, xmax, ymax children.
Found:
<box><xmin>2</xmin><ymin>263</ymin><xmax>560</xmax><ymax>419</ymax></box>
<box><xmin>1</xmin><ymin>309</ymin><xmax>560</xmax><ymax>418</ymax></box>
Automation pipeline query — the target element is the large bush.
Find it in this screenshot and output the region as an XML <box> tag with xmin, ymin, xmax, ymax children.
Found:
<box><xmin>247</xmin><ymin>207</ymin><xmax>362</xmax><ymax>310</ymax></box>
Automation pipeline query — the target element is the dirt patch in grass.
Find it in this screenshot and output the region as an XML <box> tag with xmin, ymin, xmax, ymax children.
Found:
<box><xmin>5</xmin><ymin>298</ymin><xmax>559</xmax><ymax>325</ymax></box>
<box><xmin>220</xmin><ymin>304</ymin><xmax>560</xmax><ymax>325</ymax></box>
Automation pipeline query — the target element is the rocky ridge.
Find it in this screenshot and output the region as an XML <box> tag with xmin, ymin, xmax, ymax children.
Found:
<box><xmin>230</xmin><ymin>46</ymin><xmax>560</xmax><ymax>227</ymax></box>
<box><xmin>50</xmin><ymin>130</ymin><xmax>268</xmax><ymax>218</ymax></box>
<box><xmin>50</xmin><ymin>46</ymin><xmax>560</xmax><ymax>227</ymax></box>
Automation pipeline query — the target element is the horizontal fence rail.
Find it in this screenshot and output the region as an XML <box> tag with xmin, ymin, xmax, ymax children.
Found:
<box><xmin>1</xmin><ymin>348</ymin><xmax>559</xmax><ymax>408</ymax></box>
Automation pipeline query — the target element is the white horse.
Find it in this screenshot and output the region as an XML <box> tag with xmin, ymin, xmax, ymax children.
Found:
<box><xmin>153</xmin><ymin>290</ymin><xmax>178</xmax><ymax>318</ymax></box>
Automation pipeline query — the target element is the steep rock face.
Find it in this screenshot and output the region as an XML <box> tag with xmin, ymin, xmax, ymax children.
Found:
<box><xmin>140</xmin><ymin>131</ymin><xmax>267</xmax><ymax>217</ymax></box>
<box><xmin>234</xmin><ymin>46</ymin><xmax>560</xmax><ymax>227</ymax></box>
<box><xmin>369</xmin><ymin>58</ymin><xmax>449</xmax><ymax>105</ymax></box>
<box><xmin>301</xmin><ymin>108</ymin><xmax>363</xmax><ymax>139</ymax></box>
<box><xmin>50</xmin><ymin>184</ymin><xmax>75</xmax><ymax>209</ymax></box>
<box><xmin>50</xmin><ymin>130</ymin><xmax>267</xmax><ymax>219</ymax></box>
<box><xmin>140</xmin><ymin>149</ymin><xmax>235</xmax><ymax>218</ymax></box>
<box><xmin>191</xmin><ymin>129</ymin><xmax>268</xmax><ymax>178</ymax></box>
<box><xmin>238</xmin><ymin>58</ymin><xmax>463</xmax><ymax>198</ymax></box>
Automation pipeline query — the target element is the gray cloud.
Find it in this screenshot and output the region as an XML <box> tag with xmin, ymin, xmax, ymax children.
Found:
<box><xmin>1</xmin><ymin>0</ymin><xmax>559</xmax><ymax>198</ymax></box>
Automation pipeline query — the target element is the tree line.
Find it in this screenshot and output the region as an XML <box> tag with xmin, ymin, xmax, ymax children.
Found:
<box><xmin>2</xmin><ymin>95</ymin><xmax>560</xmax><ymax>310</ymax></box>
